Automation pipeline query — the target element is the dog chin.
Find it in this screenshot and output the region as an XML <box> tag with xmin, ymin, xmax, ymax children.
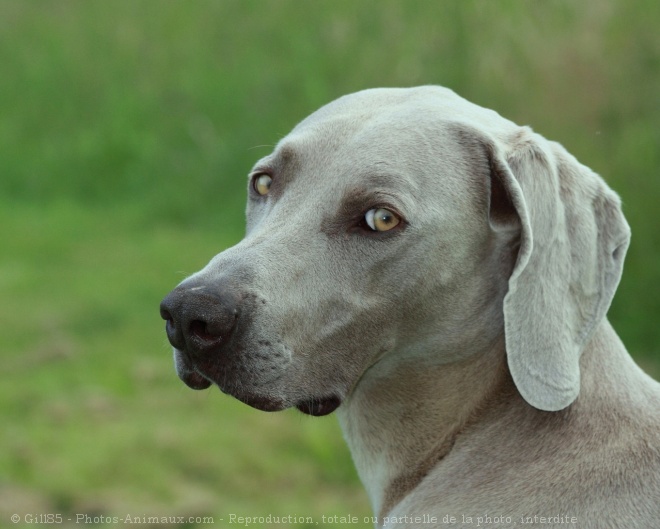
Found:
<box><xmin>230</xmin><ymin>392</ymin><xmax>288</xmax><ymax>412</ymax></box>
<box><xmin>230</xmin><ymin>390</ymin><xmax>342</xmax><ymax>416</ymax></box>
<box><xmin>179</xmin><ymin>370</ymin><xmax>289</xmax><ymax>412</ymax></box>
<box><xmin>174</xmin><ymin>350</ymin><xmax>342</xmax><ymax>416</ymax></box>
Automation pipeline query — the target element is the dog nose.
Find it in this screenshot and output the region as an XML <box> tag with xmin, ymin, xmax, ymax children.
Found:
<box><xmin>160</xmin><ymin>286</ymin><xmax>239</xmax><ymax>356</ymax></box>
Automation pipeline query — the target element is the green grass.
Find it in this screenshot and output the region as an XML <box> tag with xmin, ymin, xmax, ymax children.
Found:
<box><xmin>1</xmin><ymin>1</ymin><xmax>659</xmax><ymax>528</ymax></box>
<box><xmin>0</xmin><ymin>202</ymin><xmax>368</xmax><ymax>527</ymax></box>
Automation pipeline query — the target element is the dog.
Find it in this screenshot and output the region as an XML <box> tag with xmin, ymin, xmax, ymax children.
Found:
<box><xmin>160</xmin><ymin>86</ymin><xmax>660</xmax><ymax>528</ymax></box>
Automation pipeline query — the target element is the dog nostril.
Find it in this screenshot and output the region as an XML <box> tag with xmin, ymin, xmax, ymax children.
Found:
<box><xmin>160</xmin><ymin>301</ymin><xmax>185</xmax><ymax>349</ymax></box>
<box><xmin>160</xmin><ymin>307</ymin><xmax>173</xmax><ymax>322</ymax></box>
<box><xmin>161</xmin><ymin>288</ymin><xmax>239</xmax><ymax>354</ymax></box>
<box><xmin>189</xmin><ymin>319</ymin><xmax>220</xmax><ymax>343</ymax></box>
<box><xmin>165</xmin><ymin>318</ymin><xmax>176</xmax><ymax>335</ymax></box>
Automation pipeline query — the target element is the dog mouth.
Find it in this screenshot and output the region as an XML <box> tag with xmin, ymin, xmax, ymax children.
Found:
<box><xmin>174</xmin><ymin>349</ymin><xmax>213</xmax><ymax>390</ymax></box>
<box><xmin>173</xmin><ymin>349</ymin><xmax>342</xmax><ymax>416</ymax></box>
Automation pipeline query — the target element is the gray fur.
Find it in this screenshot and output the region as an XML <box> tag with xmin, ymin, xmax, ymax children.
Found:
<box><xmin>163</xmin><ymin>86</ymin><xmax>660</xmax><ymax>528</ymax></box>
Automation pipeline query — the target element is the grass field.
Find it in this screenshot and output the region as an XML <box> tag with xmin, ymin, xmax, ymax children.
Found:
<box><xmin>1</xmin><ymin>1</ymin><xmax>659</xmax><ymax>528</ymax></box>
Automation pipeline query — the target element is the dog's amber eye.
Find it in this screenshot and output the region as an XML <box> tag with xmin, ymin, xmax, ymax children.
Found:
<box><xmin>254</xmin><ymin>174</ymin><xmax>272</xmax><ymax>196</ymax></box>
<box><xmin>365</xmin><ymin>208</ymin><xmax>400</xmax><ymax>232</ymax></box>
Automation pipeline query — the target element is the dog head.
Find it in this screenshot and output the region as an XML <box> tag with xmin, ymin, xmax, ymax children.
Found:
<box><xmin>161</xmin><ymin>86</ymin><xmax>629</xmax><ymax>414</ymax></box>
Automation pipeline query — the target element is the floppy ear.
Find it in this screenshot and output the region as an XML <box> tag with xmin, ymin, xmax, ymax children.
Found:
<box><xmin>482</xmin><ymin>127</ymin><xmax>630</xmax><ymax>411</ymax></box>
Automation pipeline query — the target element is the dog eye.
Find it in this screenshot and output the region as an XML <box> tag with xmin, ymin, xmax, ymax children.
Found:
<box><xmin>365</xmin><ymin>208</ymin><xmax>401</xmax><ymax>232</ymax></box>
<box><xmin>253</xmin><ymin>174</ymin><xmax>272</xmax><ymax>196</ymax></box>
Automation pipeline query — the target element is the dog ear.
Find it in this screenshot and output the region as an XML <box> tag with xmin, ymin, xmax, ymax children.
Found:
<box><xmin>477</xmin><ymin>126</ymin><xmax>630</xmax><ymax>411</ymax></box>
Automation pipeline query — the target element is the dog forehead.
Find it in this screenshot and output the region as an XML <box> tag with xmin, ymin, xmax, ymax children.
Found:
<box><xmin>271</xmin><ymin>116</ymin><xmax>470</xmax><ymax>199</ymax></box>
<box><xmin>291</xmin><ymin>86</ymin><xmax>517</xmax><ymax>138</ymax></box>
<box><xmin>257</xmin><ymin>87</ymin><xmax>521</xmax><ymax>208</ymax></box>
<box><xmin>277</xmin><ymin>87</ymin><xmax>516</xmax><ymax>172</ymax></box>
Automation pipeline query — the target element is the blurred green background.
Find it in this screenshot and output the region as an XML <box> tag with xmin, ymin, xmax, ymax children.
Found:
<box><xmin>1</xmin><ymin>1</ymin><xmax>658</xmax><ymax>528</ymax></box>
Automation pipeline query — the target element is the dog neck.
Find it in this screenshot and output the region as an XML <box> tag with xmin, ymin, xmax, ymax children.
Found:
<box><xmin>336</xmin><ymin>337</ymin><xmax>512</xmax><ymax>520</ymax></box>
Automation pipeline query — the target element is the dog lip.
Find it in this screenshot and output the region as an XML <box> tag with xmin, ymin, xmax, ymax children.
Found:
<box><xmin>180</xmin><ymin>370</ymin><xmax>213</xmax><ymax>390</ymax></box>
<box><xmin>173</xmin><ymin>349</ymin><xmax>212</xmax><ymax>390</ymax></box>
<box><xmin>295</xmin><ymin>395</ymin><xmax>342</xmax><ymax>416</ymax></box>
